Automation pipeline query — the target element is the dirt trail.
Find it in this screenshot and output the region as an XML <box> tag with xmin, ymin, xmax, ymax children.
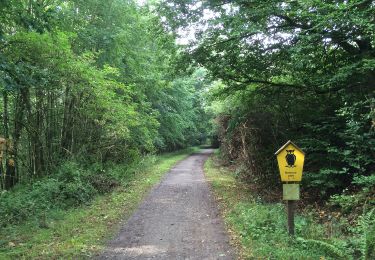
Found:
<box><xmin>98</xmin><ymin>149</ymin><xmax>235</xmax><ymax>259</ymax></box>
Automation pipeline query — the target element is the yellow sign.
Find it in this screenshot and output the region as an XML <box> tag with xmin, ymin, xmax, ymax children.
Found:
<box><xmin>275</xmin><ymin>140</ymin><xmax>305</xmax><ymax>182</ymax></box>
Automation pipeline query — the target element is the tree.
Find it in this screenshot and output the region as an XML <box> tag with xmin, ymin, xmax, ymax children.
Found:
<box><xmin>0</xmin><ymin>0</ymin><xmax>214</xmax><ymax>189</ymax></box>
<box><xmin>160</xmin><ymin>0</ymin><xmax>375</xmax><ymax>196</ymax></box>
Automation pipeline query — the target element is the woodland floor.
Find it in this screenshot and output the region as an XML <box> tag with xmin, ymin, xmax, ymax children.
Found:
<box><xmin>97</xmin><ymin>149</ymin><xmax>235</xmax><ymax>259</ymax></box>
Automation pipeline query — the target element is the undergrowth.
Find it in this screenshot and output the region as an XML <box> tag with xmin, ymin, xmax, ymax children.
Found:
<box><xmin>204</xmin><ymin>154</ymin><xmax>375</xmax><ymax>260</ymax></box>
<box><xmin>0</xmin><ymin>147</ymin><xmax>197</xmax><ymax>259</ymax></box>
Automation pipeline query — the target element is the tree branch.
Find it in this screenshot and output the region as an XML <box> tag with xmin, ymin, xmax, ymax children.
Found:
<box><xmin>225</xmin><ymin>74</ymin><xmax>305</xmax><ymax>89</ymax></box>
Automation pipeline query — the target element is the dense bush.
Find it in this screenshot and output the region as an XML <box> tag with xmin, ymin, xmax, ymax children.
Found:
<box><xmin>213</xmin><ymin>94</ymin><xmax>374</xmax><ymax>199</ymax></box>
<box><xmin>0</xmin><ymin>161</ymin><xmax>119</xmax><ymax>227</ymax></box>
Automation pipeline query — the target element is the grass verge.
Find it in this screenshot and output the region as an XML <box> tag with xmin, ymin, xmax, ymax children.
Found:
<box><xmin>0</xmin><ymin>148</ymin><xmax>197</xmax><ymax>259</ymax></box>
<box><xmin>204</xmin><ymin>153</ymin><xmax>374</xmax><ymax>260</ymax></box>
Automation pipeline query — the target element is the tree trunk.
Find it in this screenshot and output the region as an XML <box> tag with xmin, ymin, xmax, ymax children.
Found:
<box><xmin>1</xmin><ymin>90</ymin><xmax>8</xmax><ymax>189</ymax></box>
<box><xmin>34</xmin><ymin>89</ymin><xmax>45</xmax><ymax>176</ymax></box>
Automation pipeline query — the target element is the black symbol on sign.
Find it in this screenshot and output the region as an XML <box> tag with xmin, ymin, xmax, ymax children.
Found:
<box><xmin>285</xmin><ymin>150</ymin><xmax>296</xmax><ymax>168</ymax></box>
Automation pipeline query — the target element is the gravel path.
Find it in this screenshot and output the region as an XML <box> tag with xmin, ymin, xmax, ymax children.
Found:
<box><xmin>98</xmin><ymin>149</ymin><xmax>235</xmax><ymax>260</ymax></box>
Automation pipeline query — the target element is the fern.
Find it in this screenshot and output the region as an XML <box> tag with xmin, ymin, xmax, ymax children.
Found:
<box><xmin>297</xmin><ymin>237</ymin><xmax>349</xmax><ymax>259</ymax></box>
<box><xmin>297</xmin><ymin>208</ymin><xmax>375</xmax><ymax>260</ymax></box>
<box><xmin>356</xmin><ymin>208</ymin><xmax>375</xmax><ymax>260</ymax></box>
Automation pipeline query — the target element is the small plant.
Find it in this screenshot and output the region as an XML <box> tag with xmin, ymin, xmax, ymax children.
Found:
<box><xmin>350</xmin><ymin>208</ymin><xmax>375</xmax><ymax>259</ymax></box>
<box><xmin>205</xmin><ymin>155</ymin><xmax>375</xmax><ymax>260</ymax></box>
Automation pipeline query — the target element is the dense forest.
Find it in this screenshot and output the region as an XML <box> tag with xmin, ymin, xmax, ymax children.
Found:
<box><xmin>161</xmin><ymin>0</ymin><xmax>374</xmax><ymax>199</ymax></box>
<box><xmin>0</xmin><ymin>0</ymin><xmax>212</xmax><ymax>190</ymax></box>
<box><xmin>0</xmin><ymin>0</ymin><xmax>374</xmax><ymax>259</ymax></box>
<box><xmin>160</xmin><ymin>1</ymin><xmax>374</xmax><ymax>257</ymax></box>
<box><xmin>0</xmin><ymin>0</ymin><xmax>215</xmax><ymax>235</ymax></box>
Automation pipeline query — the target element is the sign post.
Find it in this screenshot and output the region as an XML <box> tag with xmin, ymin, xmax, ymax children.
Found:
<box><xmin>275</xmin><ymin>140</ymin><xmax>305</xmax><ymax>236</ymax></box>
<box><xmin>287</xmin><ymin>200</ymin><xmax>295</xmax><ymax>235</ymax></box>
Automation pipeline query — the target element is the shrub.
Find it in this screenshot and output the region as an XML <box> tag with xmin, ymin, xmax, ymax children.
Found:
<box><xmin>0</xmin><ymin>160</ymin><xmax>119</xmax><ymax>228</ymax></box>
<box><xmin>0</xmin><ymin>179</ymin><xmax>63</xmax><ymax>227</ymax></box>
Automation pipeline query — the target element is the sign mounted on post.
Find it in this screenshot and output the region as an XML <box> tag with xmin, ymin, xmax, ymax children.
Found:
<box><xmin>275</xmin><ymin>140</ymin><xmax>306</xmax><ymax>236</ymax></box>
<box><xmin>275</xmin><ymin>140</ymin><xmax>305</xmax><ymax>182</ymax></box>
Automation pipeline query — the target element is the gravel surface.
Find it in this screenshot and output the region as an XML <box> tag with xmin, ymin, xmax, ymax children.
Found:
<box><xmin>97</xmin><ymin>149</ymin><xmax>235</xmax><ymax>260</ymax></box>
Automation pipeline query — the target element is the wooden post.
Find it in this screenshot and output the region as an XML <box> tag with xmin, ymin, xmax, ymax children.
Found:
<box><xmin>287</xmin><ymin>200</ymin><xmax>295</xmax><ymax>236</ymax></box>
<box><xmin>275</xmin><ymin>141</ymin><xmax>305</xmax><ymax>237</ymax></box>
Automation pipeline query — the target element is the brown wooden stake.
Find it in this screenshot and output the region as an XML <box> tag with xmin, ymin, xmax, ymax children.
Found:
<box><xmin>287</xmin><ymin>200</ymin><xmax>295</xmax><ymax>236</ymax></box>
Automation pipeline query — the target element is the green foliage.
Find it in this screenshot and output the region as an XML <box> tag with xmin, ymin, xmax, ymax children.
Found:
<box><xmin>0</xmin><ymin>0</ymin><xmax>213</xmax><ymax>191</ymax></box>
<box><xmin>155</xmin><ymin>68</ymin><xmax>213</xmax><ymax>150</ymax></box>
<box><xmin>296</xmin><ymin>237</ymin><xmax>349</xmax><ymax>259</ymax></box>
<box><xmin>229</xmin><ymin>202</ymin><xmax>286</xmax><ymax>241</ymax></box>
<box><xmin>161</xmin><ymin>0</ymin><xmax>375</xmax><ymax>198</ymax></box>
<box><xmin>0</xmin><ymin>179</ymin><xmax>63</xmax><ymax>226</ymax></box>
<box><xmin>0</xmin><ymin>161</ymin><xmax>120</xmax><ymax>228</ymax></box>
<box><xmin>348</xmin><ymin>208</ymin><xmax>375</xmax><ymax>260</ymax></box>
<box><xmin>228</xmin><ymin>201</ymin><xmax>354</xmax><ymax>259</ymax></box>
<box><xmin>205</xmin><ymin>155</ymin><xmax>375</xmax><ymax>260</ymax></box>
<box><xmin>0</xmin><ymin>146</ymin><xmax>199</xmax><ymax>230</ymax></box>
<box><xmin>0</xmin><ymin>156</ymin><xmax>160</xmax><ymax>226</ymax></box>
<box><xmin>0</xmin><ymin>148</ymin><xmax>195</xmax><ymax>259</ymax></box>
<box><xmin>353</xmin><ymin>174</ymin><xmax>375</xmax><ymax>189</ymax></box>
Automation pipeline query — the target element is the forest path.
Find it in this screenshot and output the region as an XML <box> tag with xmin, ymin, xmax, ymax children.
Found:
<box><xmin>98</xmin><ymin>149</ymin><xmax>234</xmax><ymax>259</ymax></box>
